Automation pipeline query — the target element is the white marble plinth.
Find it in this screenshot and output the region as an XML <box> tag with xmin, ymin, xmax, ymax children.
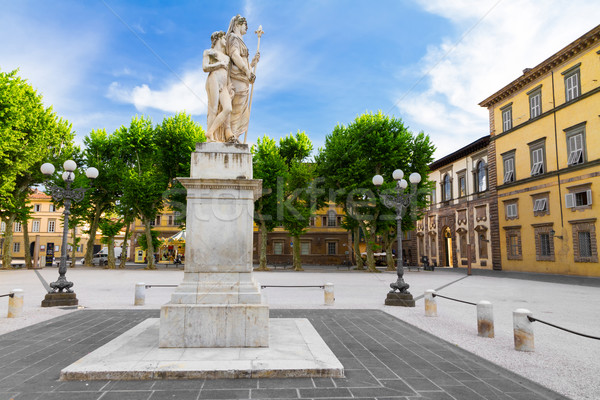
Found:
<box><xmin>160</xmin><ymin>303</ymin><xmax>269</xmax><ymax>348</ymax></box>
<box><xmin>61</xmin><ymin>318</ymin><xmax>344</xmax><ymax>380</ymax></box>
<box><xmin>159</xmin><ymin>142</ymin><xmax>268</xmax><ymax>348</ymax></box>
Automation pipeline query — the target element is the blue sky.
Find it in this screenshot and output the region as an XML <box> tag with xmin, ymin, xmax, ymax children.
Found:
<box><xmin>2</xmin><ymin>0</ymin><xmax>599</xmax><ymax>160</ymax></box>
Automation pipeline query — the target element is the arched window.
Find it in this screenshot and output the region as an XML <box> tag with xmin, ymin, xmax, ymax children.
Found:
<box><xmin>476</xmin><ymin>161</ymin><xmax>487</xmax><ymax>192</ymax></box>
<box><xmin>443</xmin><ymin>174</ymin><xmax>452</xmax><ymax>201</ymax></box>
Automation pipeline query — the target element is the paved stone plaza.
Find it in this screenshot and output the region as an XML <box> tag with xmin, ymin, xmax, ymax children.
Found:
<box><xmin>0</xmin><ymin>308</ymin><xmax>568</xmax><ymax>400</ymax></box>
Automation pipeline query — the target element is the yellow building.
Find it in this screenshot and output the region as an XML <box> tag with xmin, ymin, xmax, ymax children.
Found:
<box><xmin>479</xmin><ymin>25</ymin><xmax>600</xmax><ymax>276</ymax></box>
<box><xmin>252</xmin><ymin>204</ymin><xmax>351</xmax><ymax>266</ymax></box>
<box><xmin>1</xmin><ymin>189</ymin><xmax>88</xmax><ymax>266</ymax></box>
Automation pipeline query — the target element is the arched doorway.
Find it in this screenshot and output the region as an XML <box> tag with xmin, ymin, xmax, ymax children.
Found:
<box><xmin>443</xmin><ymin>227</ymin><xmax>453</xmax><ymax>267</ymax></box>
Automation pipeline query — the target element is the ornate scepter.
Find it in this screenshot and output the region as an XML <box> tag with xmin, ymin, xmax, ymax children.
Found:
<box><xmin>244</xmin><ymin>25</ymin><xmax>263</xmax><ymax>144</ymax></box>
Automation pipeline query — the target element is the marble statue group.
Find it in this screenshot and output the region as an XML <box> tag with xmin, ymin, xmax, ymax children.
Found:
<box><xmin>203</xmin><ymin>15</ymin><xmax>262</xmax><ymax>143</ymax></box>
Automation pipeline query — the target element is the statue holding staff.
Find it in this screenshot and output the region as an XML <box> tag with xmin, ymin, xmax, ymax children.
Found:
<box><xmin>202</xmin><ymin>31</ymin><xmax>233</xmax><ymax>142</ymax></box>
<box><xmin>226</xmin><ymin>15</ymin><xmax>260</xmax><ymax>143</ymax></box>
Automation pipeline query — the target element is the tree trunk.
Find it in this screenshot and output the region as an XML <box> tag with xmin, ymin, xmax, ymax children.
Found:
<box><xmin>1</xmin><ymin>215</ymin><xmax>15</xmax><ymax>269</ymax></box>
<box><xmin>385</xmin><ymin>235</ymin><xmax>395</xmax><ymax>271</ymax></box>
<box><xmin>70</xmin><ymin>227</ymin><xmax>77</xmax><ymax>268</ymax></box>
<box><xmin>106</xmin><ymin>236</ymin><xmax>116</xmax><ymax>269</ymax></box>
<box><xmin>292</xmin><ymin>235</ymin><xmax>303</xmax><ymax>271</ymax></box>
<box><xmin>353</xmin><ymin>226</ymin><xmax>364</xmax><ymax>270</ymax></box>
<box><xmin>23</xmin><ymin>217</ymin><xmax>32</xmax><ymax>269</ymax></box>
<box><xmin>360</xmin><ymin>222</ymin><xmax>378</xmax><ymax>273</ymax></box>
<box><xmin>256</xmin><ymin>221</ymin><xmax>270</xmax><ymax>271</ymax></box>
<box><xmin>144</xmin><ymin>219</ymin><xmax>156</xmax><ymax>270</ymax></box>
<box><xmin>119</xmin><ymin>223</ymin><xmax>130</xmax><ymax>269</ymax></box>
<box><xmin>84</xmin><ymin>206</ymin><xmax>102</xmax><ymax>266</ymax></box>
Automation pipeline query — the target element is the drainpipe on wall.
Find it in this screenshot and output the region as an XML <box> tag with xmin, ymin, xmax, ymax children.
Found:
<box><xmin>551</xmin><ymin>70</ymin><xmax>565</xmax><ymax>228</ymax></box>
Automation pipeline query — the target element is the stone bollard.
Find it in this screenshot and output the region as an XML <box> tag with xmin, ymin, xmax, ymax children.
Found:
<box><xmin>324</xmin><ymin>283</ymin><xmax>334</xmax><ymax>305</ymax></box>
<box><xmin>7</xmin><ymin>289</ymin><xmax>24</xmax><ymax>318</ymax></box>
<box><xmin>424</xmin><ymin>289</ymin><xmax>437</xmax><ymax>317</ymax></box>
<box><xmin>513</xmin><ymin>308</ymin><xmax>534</xmax><ymax>351</ymax></box>
<box><xmin>477</xmin><ymin>300</ymin><xmax>494</xmax><ymax>338</ymax></box>
<box><xmin>423</xmin><ymin>289</ymin><xmax>437</xmax><ymax>317</ymax></box>
<box><xmin>134</xmin><ymin>283</ymin><xmax>146</xmax><ymax>306</ymax></box>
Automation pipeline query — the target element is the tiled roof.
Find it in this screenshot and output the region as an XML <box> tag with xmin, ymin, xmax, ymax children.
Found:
<box><xmin>29</xmin><ymin>189</ymin><xmax>52</xmax><ymax>200</ymax></box>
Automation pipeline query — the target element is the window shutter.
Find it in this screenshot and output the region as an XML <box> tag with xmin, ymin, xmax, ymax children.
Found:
<box><xmin>575</xmin><ymin>134</ymin><xmax>583</xmax><ymax>151</ymax></box>
<box><xmin>587</xmin><ymin>189</ymin><xmax>592</xmax><ymax>205</ymax></box>
<box><xmin>565</xmin><ymin>193</ymin><xmax>574</xmax><ymax>208</ymax></box>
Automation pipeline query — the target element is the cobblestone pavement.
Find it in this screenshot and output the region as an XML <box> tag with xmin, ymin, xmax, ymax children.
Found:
<box><xmin>0</xmin><ymin>309</ymin><xmax>568</xmax><ymax>400</ymax></box>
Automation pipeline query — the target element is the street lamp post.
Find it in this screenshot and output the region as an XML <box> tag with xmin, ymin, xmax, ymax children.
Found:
<box><xmin>40</xmin><ymin>160</ymin><xmax>98</xmax><ymax>307</ymax></box>
<box><xmin>373</xmin><ymin>169</ymin><xmax>421</xmax><ymax>307</ymax></box>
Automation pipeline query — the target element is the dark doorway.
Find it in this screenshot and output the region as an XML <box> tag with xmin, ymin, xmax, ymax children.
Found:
<box><xmin>443</xmin><ymin>227</ymin><xmax>453</xmax><ymax>267</ymax></box>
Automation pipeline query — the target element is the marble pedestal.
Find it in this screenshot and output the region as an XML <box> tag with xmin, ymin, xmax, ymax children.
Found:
<box><xmin>159</xmin><ymin>143</ymin><xmax>268</xmax><ymax>348</ymax></box>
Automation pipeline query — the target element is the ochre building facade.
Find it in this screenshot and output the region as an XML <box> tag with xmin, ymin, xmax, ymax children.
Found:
<box><xmin>480</xmin><ymin>25</ymin><xmax>600</xmax><ymax>276</ymax></box>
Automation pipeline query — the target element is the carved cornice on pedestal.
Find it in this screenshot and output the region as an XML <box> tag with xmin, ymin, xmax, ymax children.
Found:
<box><xmin>178</xmin><ymin>177</ymin><xmax>263</xmax><ymax>200</ymax></box>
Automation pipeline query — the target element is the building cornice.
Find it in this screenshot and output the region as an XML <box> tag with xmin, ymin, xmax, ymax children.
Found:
<box><xmin>429</xmin><ymin>135</ymin><xmax>490</xmax><ymax>171</ymax></box>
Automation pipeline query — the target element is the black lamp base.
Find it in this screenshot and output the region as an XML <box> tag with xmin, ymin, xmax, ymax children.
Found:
<box><xmin>385</xmin><ymin>292</ymin><xmax>415</xmax><ymax>307</ymax></box>
<box><xmin>41</xmin><ymin>292</ymin><xmax>79</xmax><ymax>307</ymax></box>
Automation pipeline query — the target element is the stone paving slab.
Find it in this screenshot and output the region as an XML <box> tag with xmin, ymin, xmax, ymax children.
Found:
<box><xmin>0</xmin><ymin>309</ymin><xmax>569</xmax><ymax>400</ymax></box>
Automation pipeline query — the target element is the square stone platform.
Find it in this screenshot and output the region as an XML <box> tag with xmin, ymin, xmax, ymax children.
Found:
<box><xmin>60</xmin><ymin>318</ymin><xmax>343</xmax><ymax>380</ymax></box>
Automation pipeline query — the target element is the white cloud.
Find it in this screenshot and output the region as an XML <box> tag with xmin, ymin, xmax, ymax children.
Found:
<box><xmin>400</xmin><ymin>0</ymin><xmax>600</xmax><ymax>159</ymax></box>
<box><xmin>107</xmin><ymin>68</ymin><xmax>208</xmax><ymax>115</ymax></box>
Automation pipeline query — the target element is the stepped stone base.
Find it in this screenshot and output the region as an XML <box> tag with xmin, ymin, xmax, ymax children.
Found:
<box><xmin>61</xmin><ymin>318</ymin><xmax>344</xmax><ymax>380</ymax></box>
<box><xmin>41</xmin><ymin>292</ymin><xmax>78</xmax><ymax>307</ymax></box>
<box><xmin>385</xmin><ymin>292</ymin><xmax>415</xmax><ymax>307</ymax></box>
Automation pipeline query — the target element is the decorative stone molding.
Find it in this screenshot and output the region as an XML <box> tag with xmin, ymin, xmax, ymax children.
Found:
<box><xmin>474</xmin><ymin>225</ymin><xmax>488</xmax><ymax>233</ymax></box>
<box><xmin>178</xmin><ymin>177</ymin><xmax>263</xmax><ymax>200</ymax></box>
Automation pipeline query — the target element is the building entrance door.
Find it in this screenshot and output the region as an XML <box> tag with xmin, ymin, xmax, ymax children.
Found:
<box><xmin>443</xmin><ymin>227</ymin><xmax>453</xmax><ymax>267</ymax></box>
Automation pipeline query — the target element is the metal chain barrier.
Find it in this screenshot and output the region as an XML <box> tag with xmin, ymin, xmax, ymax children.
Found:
<box><xmin>527</xmin><ymin>315</ymin><xmax>600</xmax><ymax>340</ymax></box>
<box><xmin>432</xmin><ymin>292</ymin><xmax>476</xmax><ymax>306</ymax></box>
<box><xmin>261</xmin><ymin>285</ymin><xmax>324</xmax><ymax>289</ymax></box>
<box><xmin>145</xmin><ymin>284</ymin><xmax>178</xmax><ymax>289</ymax></box>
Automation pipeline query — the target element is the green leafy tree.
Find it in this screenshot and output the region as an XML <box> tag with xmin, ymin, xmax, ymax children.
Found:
<box><xmin>115</xmin><ymin>116</ymin><xmax>163</xmax><ymax>269</ymax></box>
<box><xmin>315</xmin><ymin>111</ymin><xmax>435</xmax><ymax>272</ymax></box>
<box><xmin>0</xmin><ymin>69</ymin><xmax>74</xmax><ymax>269</ymax></box>
<box><xmin>116</xmin><ymin>113</ymin><xmax>203</xmax><ymax>269</ymax></box>
<box><xmin>252</xmin><ymin>135</ymin><xmax>287</xmax><ymax>270</ymax></box>
<box><xmin>279</xmin><ymin>131</ymin><xmax>318</xmax><ymax>271</ymax></box>
<box><xmin>76</xmin><ymin>129</ymin><xmax>122</xmax><ymax>267</ymax></box>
